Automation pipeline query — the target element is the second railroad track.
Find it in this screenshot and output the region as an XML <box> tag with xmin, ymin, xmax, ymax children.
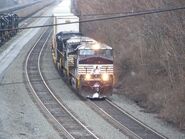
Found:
<box><xmin>25</xmin><ymin>28</ymin><xmax>99</xmax><ymax>139</ymax></box>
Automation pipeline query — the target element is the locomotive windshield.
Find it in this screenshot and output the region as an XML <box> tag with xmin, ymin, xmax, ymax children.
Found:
<box><xmin>79</xmin><ymin>49</ymin><xmax>113</xmax><ymax>58</ymax></box>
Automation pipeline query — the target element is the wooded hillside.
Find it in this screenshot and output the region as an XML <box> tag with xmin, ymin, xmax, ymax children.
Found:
<box><xmin>76</xmin><ymin>0</ymin><xmax>185</xmax><ymax>129</ymax></box>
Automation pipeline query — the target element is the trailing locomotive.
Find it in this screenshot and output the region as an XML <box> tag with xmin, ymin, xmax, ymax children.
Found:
<box><xmin>52</xmin><ymin>0</ymin><xmax>114</xmax><ymax>98</ymax></box>
<box><xmin>0</xmin><ymin>13</ymin><xmax>19</xmax><ymax>46</ymax></box>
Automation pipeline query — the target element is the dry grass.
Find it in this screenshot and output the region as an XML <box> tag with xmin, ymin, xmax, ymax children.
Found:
<box><xmin>76</xmin><ymin>0</ymin><xmax>185</xmax><ymax>130</ymax></box>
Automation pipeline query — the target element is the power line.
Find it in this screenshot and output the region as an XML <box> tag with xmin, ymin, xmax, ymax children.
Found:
<box><xmin>18</xmin><ymin>11</ymin><xmax>132</xmax><ymax>19</ymax></box>
<box><xmin>18</xmin><ymin>5</ymin><xmax>185</xmax><ymax>19</ymax></box>
<box><xmin>0</xmin><ymin>5</ymin><xmax>185</xmax><ymax>32</ymax></box>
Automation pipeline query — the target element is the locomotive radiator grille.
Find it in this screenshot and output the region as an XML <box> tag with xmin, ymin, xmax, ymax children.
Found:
<box><xmin>78</xmin><ymin>64</ymin><xmax>113</xmax><ymax>75</ymax></box>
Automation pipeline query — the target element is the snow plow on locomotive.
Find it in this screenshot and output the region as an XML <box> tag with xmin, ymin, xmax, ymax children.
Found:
<box><xmin>52</xmin><ymin>1</ymin><xmax>114</xmax><ymax>99</ymax></box>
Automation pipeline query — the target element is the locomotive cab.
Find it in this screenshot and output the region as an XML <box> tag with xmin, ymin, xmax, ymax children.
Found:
<box><xmin>73</xmin><ymin>39</ymin><xmax>114</xmax><ymax>98</ymax></box>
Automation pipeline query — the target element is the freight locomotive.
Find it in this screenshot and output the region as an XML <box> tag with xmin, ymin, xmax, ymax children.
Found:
<box><xmin>0</xmin><ymin>13</ymin><xmax>19</xmax><ymax>46</ymax></box>
<box><xmin>52</xmin><ymin>0</ymin><xmax>114</xmax><ymax>98</ymax></box>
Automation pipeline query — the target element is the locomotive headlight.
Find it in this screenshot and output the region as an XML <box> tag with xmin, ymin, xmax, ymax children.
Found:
<box><xmin>92</xmin><ymin>43</ymin><xmax>100</xmax><ymax>50</ymax></box>
<box><xmin>85</xmin><ymin>74</ymin><xmax>91</xmax><ymax>80</ymax></box>
<box><xmin>102</xmin><ymin>73</ymin><xmax>109</xmax><ymax>81</ymax></box>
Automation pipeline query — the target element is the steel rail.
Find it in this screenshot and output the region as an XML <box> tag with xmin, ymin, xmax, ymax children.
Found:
<box><xmin>87</xmin><ymin>100</ymin><xmax>142</xmax><ymax>139</ymax></box>
<box><xmin>87</xmin><ymin>99</ymin><xmax>168</xmax><ymax>139</ymax></box>
<box><xmin>25</xmin><ymin>28</ymin><xmax>99</xmax><ymax>139</ymax></box>
<box><xmin>25</xmin><ymin>29</ymin><xmax>73</xmax><ymax>139</ymax></box>
<box><xmin>38</xmin><ymin>34</ymin><xmax>99</xmax><ymax>139</ymax></box>
<box><xmin>106</xmin><ymin>99</ymin><xmax>167</xmax><ymax>139</ymax></box>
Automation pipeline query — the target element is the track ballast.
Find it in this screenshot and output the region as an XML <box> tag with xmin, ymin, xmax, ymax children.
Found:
<box><xmin>25</xmin><ymin>28</ymin><xmax>99</xmax><ymax>139</ymax></box>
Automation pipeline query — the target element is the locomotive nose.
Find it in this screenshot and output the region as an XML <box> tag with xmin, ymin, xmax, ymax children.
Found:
<box><xmin>92</xmin><ymin>83</ymin><xmax>100</xmax><ymax>98</ymax></box>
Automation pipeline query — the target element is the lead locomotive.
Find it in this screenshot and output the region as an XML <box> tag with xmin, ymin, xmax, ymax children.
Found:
<box><xmin>52</xmin><ymin>0</ymin><xmax>114</xmax><ymax>99</ymax></box>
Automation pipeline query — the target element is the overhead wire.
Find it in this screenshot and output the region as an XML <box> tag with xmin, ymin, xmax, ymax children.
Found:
<box><xmin>18</xmin><ymin>5</ymin><xmax>185</xmax><ymax>19</ymax></box>
<box><xmin>0</xmin><ymin>5</ymin><xmax>185</xmax><ymax>86</ymax></box>
<box><xmin>0</xmin><ymin>5</ymin><xmax>185</xmax><ymax>32</ymax></box>
<box><xmin>18</xmin><ymin>9</ymin><xmax>138</xmax><ymax>19</ymax></box>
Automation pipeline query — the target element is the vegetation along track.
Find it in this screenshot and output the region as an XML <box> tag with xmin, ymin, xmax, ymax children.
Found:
<box><xmin>25</xmin><ymin>28</ymin><xmax>99</xmax><ymax>139</ymax></box>
<box><xmin>87</xmin><ymin>99</ymin><xmax>168</xmax><ymax>139</ymax></box>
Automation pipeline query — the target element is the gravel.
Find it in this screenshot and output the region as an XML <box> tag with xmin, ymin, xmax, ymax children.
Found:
<box><xmin>0</xmin><ymin>7</ymin><xmax>61</xmax><ymax>139</ymax></box>
<box><xmin>42</xmin><ymin>42</ymin><xmax>185</xmax><ymax>139</ymax></box>
<box><xmin>41</xmin><ymin>36</ymin><xmax>185</xmax><ymax>139</ymax></box>
<box><xmin>41</xmin><ymin>43</ymin><xmax>129</xmax><ymax>139</ymax></box>
<box><xmin>110</xmin><ymin>94</ymin><xmax>185</xmax><ymax>139</ymax></box>
<box><xmin>1</xmin><ymin>1</ymin><xmax>184</xmax><ymax>139</ymax></box>
<box><xmin>0</xmin><ymin>0</ymin><xmax>38</xmax><ymax>9</ymax></box>
<box><xmin>0</xmin><ymin>0</ymin><xmax>17</xmax><ymax>8</ymax></box>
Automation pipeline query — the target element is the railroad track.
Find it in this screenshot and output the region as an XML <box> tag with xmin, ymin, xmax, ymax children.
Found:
<box><xmin>86</xmin><ymin>99</ymin><xmax>168</xmax><ymax>139</ymax></box>
<box><xmin>25</xmin><ymin>28</ymin><xmax>99</xmax><ymax>139</ymax></box>
<box><xmin>0</xmin><ymin>1</ymin><xmax>39</xmax><ymax>14</ymax></box>
<box><xmin>18</xmin><ymin>0</ymin><xmax>57</xmax><ymax>29</ymax></box>
<box><xmin>19</xmin><ymin>5</ymin><xmax>51</xmax><ymax>29</ymax></box>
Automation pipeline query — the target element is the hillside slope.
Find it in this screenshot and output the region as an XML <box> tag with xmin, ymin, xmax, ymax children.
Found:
<box><xmin>76</xmin><ymin>0</ymin><xmax>185</xmax><ymax>129</ymax></box>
